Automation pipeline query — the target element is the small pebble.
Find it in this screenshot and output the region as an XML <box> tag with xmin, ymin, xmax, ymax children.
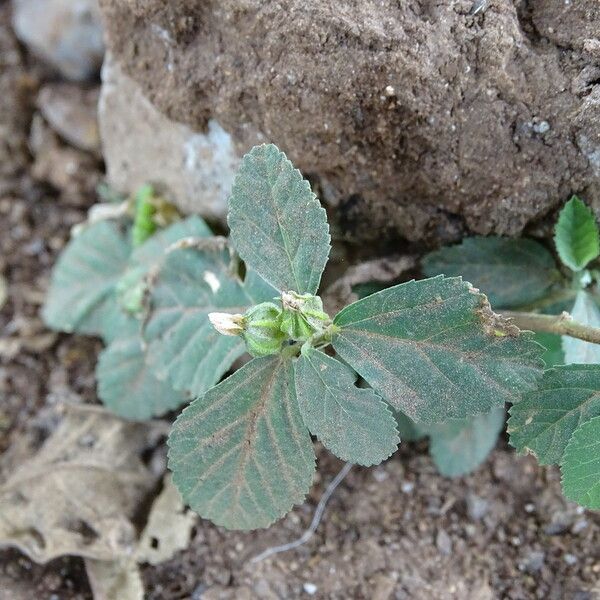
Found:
<box><xmin>466</xmin><ymin>494</ymin><xmax>488</xmax><ymax>520</ymax></box>
<box><xmin>522</xmin><ymin>550</ymin><xmax>545</xmax><ymax>573</ymax></box>
<box><xmin>401</xmin><ymin>481</ymin><xmax>414</xmax><ymax>493</ymax></box>
<box><xmin>303</xmin><ymin>583</ymin><xmax>318</xmax><ymax>595</ymax></box>
<box><xmin>436</xmin><ymin>529</ymin><xmax>452</xmax><ymax>556</ymax></box>
<box><xmin>564</xmin><ymin>553</ymin><xmax>579</xmax><ymax>565</ymax></box>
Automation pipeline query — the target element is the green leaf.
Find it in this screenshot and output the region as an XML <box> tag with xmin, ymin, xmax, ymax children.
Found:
<box><xmin>554</xmin><ymin>196</ymin><xmax>600</xmax><ymax>271</ymax></box>
<box><xmin>392</xmin><ymin>410</ymin><xmax>426</xmax><ymax>442</ymax></box>
<box><xmin>535</xmin><ymin>332</ymin><xmax>564</xmax><ymax>367</ymax></box>
<box><xmin>228</xmin><ymin>144</ymin><xmax>330</xmax><ymax>294</ymax></box>
<box><xmin>561</xmin><ymin>415</ymin><xmax>600</xmax><ymax>509</ymax></box>
<box><xmin>144</xmin><ymin>246</ymin><xmax>273</xmax><ymax>396</ymax></box>
<box><xmin>422</xmin><ymin>237</ymin><xmax>560</xmax><ymax>309</ymax></box>
<box><xmin>508</xmin><ymin>364</ymin><xmax>600</xmax><ymax>465</ymax></box>
<box><xmin>168</xmin><ymin>355</ymin><xmax>315</xmax><ymax>530</ymax></box>
<box><xmin>43</xmin><ymin>221</ymin><xmax>130</xmax><ymax>337</ymax></box>
<box><xmin>97</xmin><ymin>321</ymin><xmax>188</xmax><ymax>420</ymax></box>
<box><xmin>332</xmin><ymin>276</ymin><xmax>544</xmax><ymax>424</ymax></box>
<box><xmin>294</xmin><ymin>346</ymin><xmax>399</xmax><ymax>466</ymax></box>
<box><xmin>427</xmin><ymin>407</ymin><xmax>505</xmax><ymax>477</ymax></box>
<box><xmin>130</xmin><ymin>215</ymin><xmax>213</xmax><ymax>269</ymax></box>
<box><xmin>562</xmin><ymin>291</ymin><xmax>600</xmax><ymax>364</ymax></box>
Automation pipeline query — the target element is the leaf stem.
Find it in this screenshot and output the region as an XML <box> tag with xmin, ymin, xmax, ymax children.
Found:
<box><xmin>502</xmin><ymin>310</ymin><xmax>600</xmax><ymax>345</ymax></box>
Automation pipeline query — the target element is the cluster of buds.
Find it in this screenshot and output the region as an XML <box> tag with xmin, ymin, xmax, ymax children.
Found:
<box><xmin>209</xmin><ymin>291</ymin><xmax>332</xmax><ymax>357</ymax></box>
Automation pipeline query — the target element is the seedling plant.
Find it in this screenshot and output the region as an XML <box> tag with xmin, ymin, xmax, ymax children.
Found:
<box><xmin>44</xmin><ymin>145</ymin><xmax>600</xmax><ymax>529</ymax></box>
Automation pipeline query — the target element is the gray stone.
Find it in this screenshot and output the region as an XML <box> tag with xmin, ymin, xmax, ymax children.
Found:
<box><xmin>99</xmin><ymin>55</ymin><xmax>240</xmax><ymax>222</ymax></box>
<box><xmin>12</xmin><ymin>0</ymin><xmax>104</xmax><ymax>81</ymax></box>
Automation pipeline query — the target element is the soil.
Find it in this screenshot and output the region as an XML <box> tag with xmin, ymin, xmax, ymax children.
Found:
<box><xmin>1</xmin><ymin>4</ymin><xmax>600</xmax><ymax>600</ymax></box>
<box><xmin>98</xmin><ymin>0</ymin><xmax>600</xmax><ymax>246</ymax></box>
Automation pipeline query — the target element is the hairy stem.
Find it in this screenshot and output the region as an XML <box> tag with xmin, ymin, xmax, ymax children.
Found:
<box><xmin>502</xmin><ymin>311</ymin><xmax>600</xmax><ymax>345</ymax></box>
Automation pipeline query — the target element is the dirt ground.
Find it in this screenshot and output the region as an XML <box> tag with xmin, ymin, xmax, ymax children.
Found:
<box><xmin>1</xmin><ymin>7</ymin><xmax>600</xmax><ymax>600</ymax></box>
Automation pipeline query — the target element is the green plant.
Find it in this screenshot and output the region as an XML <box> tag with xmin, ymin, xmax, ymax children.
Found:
<box><xmin>159</xmin><ymin>144</ymin><xmax>543</xmax><ymax>529</ymax></box>
<box><xmin>43</xmin><ymin>185</ymin><xmax>207</xmax><ymax>420</ymax></box>
<box><xmin>424</xmin><ymin>196</ymin><xmax>600</xmax><ymax>508</ymax></box>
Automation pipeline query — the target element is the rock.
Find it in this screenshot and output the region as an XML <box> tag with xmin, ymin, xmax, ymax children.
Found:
<box><xmin>37</xmin><ymin>83</ymin><xmax>101</xmax><ymax>153</ymax></box>
<box><xmin>98</xmin><ymin>0</ymin><xmax>600</xmax><ymax>245</ymax></box>
<box><xmin>435</xmin><ymin>529</ymin><xmax>453</xmax><ymax>556</ymax></box>
<box><xmin>99</xmin><ymin>55</ymin><xmax>240</xmax><ymax>222</ymax></box>
<box><xmin>12</xmin><ymin>0</ymin><xmax>104</xmax><ymax>81</ymax></box>
<box><xmin>466</xmin><ymin>494</ymin><xmax>489</xmax><ymax>520</ymax></box>
<box><xmin>521</xmin><ymin>550</ymin><xmax>545</xmax><ymax>573</ymax></box>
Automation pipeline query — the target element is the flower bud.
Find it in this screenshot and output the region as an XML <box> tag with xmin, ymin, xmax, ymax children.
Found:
<box><xmin>242</xmin><ymin>302</ymin><xmax>286</xmax><ymax>357</ymax></box>
<box><xmin>208</xmin><ymin>312</ymin><xmax>244</xmax><ymax>336</ymax></box>
<box><xmin>280</xmin><ymin>292</ymin><xmax>330</xmax><ymax>341</ymax></box>
<box><xmin>116</xmin><ymin>266</ymin><xmax>147</xmax><ymax>316</ymax></box>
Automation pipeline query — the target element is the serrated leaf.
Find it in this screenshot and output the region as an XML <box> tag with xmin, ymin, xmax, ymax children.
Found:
<box><xmin>294</xmin><ymin>346</ymin><xmax>399</xmax><ymax>466</ymax></box>
<box><xmin>535</xmin><ymin>332</ymin><xmax>564</xmax><ymax>367</ymax></box>
<box><xmin>508</xmin><ymin>364</ymin><xmax>600</xmax><ymax>465</ymax></box>
<box><xmin>427</xmin><ymin>407</ymin><xmax>505</xmax><ymax>477</ymax></box>
<box><xmin>43</xmin><ymin>221</ymin><xmax>130</xmax><ymax>336</ymax></box>
<box><xmin>561</xmin><ymin>415</ymin><xmax>600</xmax><ymax>509</ymax></box>
<box><xmin>422</xmin><ymin>237</ymin><xmax>560</xmax><ymax>308</ymax></box>
<box><xmin>554</xmin><ymin>196</ymin><xmax>600</xmax><ymax>271</ymax></box>
<box><xmin>168</xmin><ymin>355</ymin><xmax>315</xmax><ymax>530</ymax></box>
<box><xmin>562</xmin><ymin>290</ymin><xmax>600</xmax><ymax>364</ymax></box>
<box><xmin>228</xmin><ymin>144</ymin><xmax>330</xmax><ymax>294</ymax></box>
<box><xmin>392</xmin><ymin>410</ymin><xmax>426</xmax><ymax>442</ymax></box>
<box><xmin>145</xmin><ymin>247</ymin><xmax>276</xmax><ymax>397</ymax></box>
<box><xmin>97</xmin><ymin>323</ymin><xmax>188</xmax><ymax>420</ymax></box>
<box><xmin>332</xmin><ymin>276</ymin><xmax>544</xmax><ymax>424</ymax></box>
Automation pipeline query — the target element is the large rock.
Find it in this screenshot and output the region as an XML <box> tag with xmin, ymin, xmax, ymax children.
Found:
<box><xmin>98</xmin><ymin>55</ymin><xmax>241</xmax><ymax>221</ymax></box>
<box><xmin>12</xmin><ymin>0</ymin><xmax>104</xmax><ymax>81</ymax></box>
<box><xmin>98</xmin><ymin>0</ymin><xmax>600</xmax><ymax>244</ymax></box>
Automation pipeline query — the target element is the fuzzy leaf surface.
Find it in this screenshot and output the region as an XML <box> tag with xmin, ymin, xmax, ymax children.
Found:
<box><xmin>332</xmin><ymin>276</ymin><xmax>543</xmax><ymax>424</ymax></box>
<box><xmin>294</xmin><ymin>347</ymin><xmax>399</xmax><ymax>466</ymax></box>
<box><xmin>554</xmin><ymin>196</ymin><xmax>600</xmax><ymax>271</ymax></box>
<box><xmin>144</xmin><ymin>246</ymin><xmax>265</xmax><ymax>397</ymax></box>
<box><xmin>130</xmin><ymin>215</ymin><xmax>212</xmax><ymax>269</ymax></box>
<box><xmin>97</xmin><ymin>322</ymin><xmax>188</xmax><ymax>420</ymax></box>
<box><xmin>562</xmin><ymin>291</ymin><xmax>600</xmax><ymax>365</ymax></box>
<box><xmin>508</xmin><ymin>364</ymin><xmax>600</xmax><ymax>465</ymax></box>
<box><xmin>228</xmin><ymin>144</ymin><xmax>330</xmax><ymax>294</ymax></box>
<box><xmin>427</xmin><ymin>407</ymin><xmax>505</xmax><ymax>477</ymax></box>
<box><xmin>168</xmin><ymin>355</ymin><xmax>315</xmax><ymax>530</ymax></box>
<box><xmin>42</xmin><ymin>221</ymin><xmax>130</xmax><ymax>336</ymax></box>
<box><xmin>422</xmin><ymin>237</ymin><xmax>559</xmax><ymax>308</ymax></box>
<box><xmin>561</xmin><ymin>415</ymin><xmax>600</xmax><ymax>509</ymax></box>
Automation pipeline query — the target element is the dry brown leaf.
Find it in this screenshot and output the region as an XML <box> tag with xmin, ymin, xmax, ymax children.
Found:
<box><xmin>0</xmin><ymin>403</ymin><xmax>162</xmax><ymax>563</ymax></box>
<box><xmin>85</xmin><ymin>558</ymin><xmax>144</xmax><ymax>600</ymax></box>
<box><xmin>136</xmin><ymin>474</ymin><xmax>197</xmax><ymax>566</ymax></box>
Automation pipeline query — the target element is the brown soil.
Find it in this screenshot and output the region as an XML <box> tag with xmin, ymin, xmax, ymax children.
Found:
<box><xmin>1</xmin><ymin>4</ymin><xmax>600</xmax><ymax>600</ymax></box>
<box><xmin>99</xmin><ymin>0</ymin><xmax>600</xmax><ymax>246</ymax></box>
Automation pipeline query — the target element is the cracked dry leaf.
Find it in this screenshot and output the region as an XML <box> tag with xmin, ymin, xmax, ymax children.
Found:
<box><xmin>136</xmin><ymin>474</ymin><xmax>198</xmax><ymax>566</ymax></box>
<box><xmin>0</xmin><ymin>404</ymin><xmax>161</xmax><ymax>563</ymax></box>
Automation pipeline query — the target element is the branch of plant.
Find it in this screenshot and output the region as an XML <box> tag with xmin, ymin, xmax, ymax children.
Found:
<box><xmin>502</xmin><ymin>310</ymin><xmax>600</xmax><ymax>345</ymax></box>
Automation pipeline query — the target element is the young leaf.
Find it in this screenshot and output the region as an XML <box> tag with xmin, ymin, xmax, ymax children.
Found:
<box><xmin>332</xmin><ymin>276</ymin><xmax>544</xmax><ymax>424</ymax></box>
<box><xmin>509</xmin><ymin>364</ymin><xmax>600</xmax><ymax>465</ymax></box>
<box><xmin>294</xmin><ymin>346</ymin><xmax>399</xmax><ymax>466</ymax></box>
<box><xmin>562</xmin><ymin>290</ymin><xmax>600</xmax><ymax>364</ymax></box>
<box><xmin>228</xmin><ymin>144</ymin><xmax>330</xmax><ymax>294</ymax></box>
<box><xmin>427</xmin><ymin>407</ymin><xmax>505</xmax><ymax>477</ymax></box>
<box><xmin>43</xmin><ymin>221</ymin><xmax>130</xmax><ymax>336</ymax></box>
<box><xmin>144</xmin><ymin>246</ymin><xmax>273</xmax><ymax>396</ymax></box>
<box><xmin>97</xmin><ymin>323</ymin><xmax>188</xmax><ymax>421</ymax></box>
<box><xmin>422</xmin><ymin>237</ymin><xmax>560</xmax><ymax>308</ymax></box>
<box><xmin>561</xmin><ymin>415</ymin><xmax>600</xmax><ymax>509</ymax></box>
<box><xmin>554</xmin><ymin>196</ymin><xmax>600</xmax><ymax>271</ymax></box>
<box><xmin>168</xmin><ymin>355</ymin><xmax>315</xmax><ymax>530</ymax></box>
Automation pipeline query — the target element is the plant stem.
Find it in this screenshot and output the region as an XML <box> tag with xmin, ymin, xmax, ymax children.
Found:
<box><xmin>502</xmin><ymin>311</ymin><xmax>600</xmax><ymax>345</ymax></box>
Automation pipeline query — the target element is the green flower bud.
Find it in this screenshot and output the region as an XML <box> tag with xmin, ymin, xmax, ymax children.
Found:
<box><xmin>280</xmin><ymin>291</ymin><xmax>330</xmax><ymax>341</ymax></box>
<box><xmin>242</xmin><ymin>302</ymin><xmax>286</xmax><ymax>357</ymax></box>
